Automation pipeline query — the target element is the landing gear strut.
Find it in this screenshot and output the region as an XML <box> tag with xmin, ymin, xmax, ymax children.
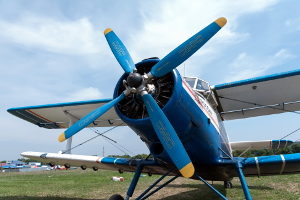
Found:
<box><xmin>110</xmin><ymin>160</ymin><xmax>176</xmax><ymax>200</ymax></box>
<box><xmin>235</xmin><ymin>161</ymin><xmax>253</xmax><ymax>200</ymax></box>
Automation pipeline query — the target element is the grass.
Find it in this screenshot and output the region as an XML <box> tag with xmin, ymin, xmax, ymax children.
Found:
<box><xmin>0</xmin><ymin>169</ymin><xmax>299</xmax><ymax>200</ymax></box>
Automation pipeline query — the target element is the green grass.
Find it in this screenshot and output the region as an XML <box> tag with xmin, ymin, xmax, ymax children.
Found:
<box><xmin>0</xmin><ymin>169</ymin><xmax>299</xmax><ymax>200</ymax></box>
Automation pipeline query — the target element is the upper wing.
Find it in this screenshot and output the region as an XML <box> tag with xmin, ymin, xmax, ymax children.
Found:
<box><xmin>21</xmin><ymin>151</ymin><xmax>174</xmax><ymax>176</ymax></box>
<box><xmin>213</xmin><ymin>69</ymin><xmax>300</xmax><ymax>120</ymax></box>
<box><xmin>7</xmin><ymin>99</ymin><xmax>125</xmax><ymax>129</ymax></box>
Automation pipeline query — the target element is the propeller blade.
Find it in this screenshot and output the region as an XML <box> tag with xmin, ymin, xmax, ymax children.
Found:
<box><xmin>58</xmin><ymin>93</ymin><xmax>125</xmax><ymax>142</ymax></box>
<box><xmin>142</xmin><ymin>93</ymin><xmax>195</xmax><ymax>178</ymax></box>
<box><xmin>150</xmin><ymin>17</ymin><xmax>227</xmax><ymax>78</ymax></box>
<box><xmin>104</xmin><ymin>28</ymin><xmax>135</xmax><ymax>73</ymax></box>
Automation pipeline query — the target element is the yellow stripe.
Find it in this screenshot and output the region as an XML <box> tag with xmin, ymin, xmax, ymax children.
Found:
<box><xmin>179</xmin><ymin>162</ymin><xmax>195</xmax><ymax>178</ymax></box>
<box><xmin>104</xmin><ymin>28</ymin><xmax>113</xmax><ymax>35</ymax></box>
<box><xmin>215</xmin><ymin>17</ymin><xmax>227</xmax><ymax>28</ymax></box>
<box><xmin>58</xmin><ymin>133</ymin><xmax>67</xmax><ymax>142</ymax></box>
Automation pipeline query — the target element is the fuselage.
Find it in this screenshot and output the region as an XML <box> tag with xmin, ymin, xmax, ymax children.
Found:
<box><xmin>114</xmin><ymin>59</ymin><xmax>232</xmax><ymax>179</ymax></box>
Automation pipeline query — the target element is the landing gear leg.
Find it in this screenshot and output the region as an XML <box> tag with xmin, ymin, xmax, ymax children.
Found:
<box><xmin>224</xmin><ymin>180</ymin><xmax>233</xmax><ymax>189</ymax></box>
<box><xmin>108</xmin><ymin>163</ymin><xmax>144</xmax><ymax>200</ymax></box>
<box><xmin>124</xmin><ymin>163</ymin><xmax>144</xmax><ymax>200</ymax></box>
<box><xmin>235</xmin><ymin>161</ymin><xmax>253</xmax><ymax>200</ymax></box>
<box><xmin>196</xmin><ymin>174</ymin><xmax>228</xmax><ymax>200</ymax></box>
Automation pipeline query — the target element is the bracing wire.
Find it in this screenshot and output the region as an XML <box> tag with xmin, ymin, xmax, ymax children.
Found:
<box><xmin>62</xmin><ymin>123</ymin><xmax>124</xmax><ymax>154</ymax></box>
<box><xmin>103</xmin><ymin>137</ymin><xmax>132</xmax><ymax>156</ymax></box>
<box><xmin>280</xmin><ymin>127</ymin><xmax>300</xmax><ymax>140</ymax></box>
<box><xmin>89</xmin><ymin>127</ymin><xmax>134</xmax><ymax>156</ymax></box>
<box><xmin>218</xmin><ymin>96</ymin><xmax>300</xmax><ymax>141</ymax></box>
<box><xmin>218</xmin><ymin>96</ymin><xmax>300</xmax><ymax>115</ymax></box>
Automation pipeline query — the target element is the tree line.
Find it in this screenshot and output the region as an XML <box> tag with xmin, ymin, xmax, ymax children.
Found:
<box><xmin>233</xmin><ymin>143</ymin><xmax>300</xmax><ymax>157</ymax></box>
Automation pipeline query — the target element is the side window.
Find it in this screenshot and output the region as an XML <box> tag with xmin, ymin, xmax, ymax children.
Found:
<box><xmin>196</xmin><ymin>80</ymin><xmax>209</xmax><ymax>91</ymax></box>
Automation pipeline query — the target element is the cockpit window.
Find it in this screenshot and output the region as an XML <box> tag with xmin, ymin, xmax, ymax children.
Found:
<box><xmin>196</xmin><ymin>79</ymin><xmax>210</xmax><ymax>91</ymax></box>
<box><xmin>184</xmin><ymin>77</ymin><xmax>196</xmax><ymax>88</ymax></box>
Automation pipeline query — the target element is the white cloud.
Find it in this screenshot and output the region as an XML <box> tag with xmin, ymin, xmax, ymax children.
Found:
<box><xmin>225</xmin><ymin>48</ymin><xmax>294</xmax><ymax>82</ymax></box>
<box><xmin>0</xmin><ymin>16</ymin><xmax>102</xmax><ymax>55</ymax></box>
<box><xmin>63</xmin><ymin>87</ymin><xmax>103</xmax><ymax>101</ymax></box>
<box><xmin>130</xmin><ymin>0</ymin><xmax>277</xmax><ymax>61</ymax></box>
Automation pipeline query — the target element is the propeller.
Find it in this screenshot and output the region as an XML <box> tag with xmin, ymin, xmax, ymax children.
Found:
<box><xmin>104</xmin><ymin>28</ymin><xmax>135</xmax><ymax>73</ymax></box>
<box><xmin>58</xmin><ymin>17</ymin><xmax>227</xmax><ymax>178</ymax></box>
<box><xmin>142</xmin><ymin>92</ymin><xmax>194</xmax><ymax>178</ymax></box>
<box><xmin>149</xmin><ymin>17</ymin><xmax>227</xmax><ymax>78</ymax></box>
<box><xmin>58</xmin><ymin>93</ymin><xmax>125</xmax><ymax>142</ymax></box>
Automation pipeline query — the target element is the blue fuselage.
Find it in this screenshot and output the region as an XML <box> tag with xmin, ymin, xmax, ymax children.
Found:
<box><xmin>114</xmin><ymin>60</ymin><xmax>232</xmax><ymax>177</ymax></box>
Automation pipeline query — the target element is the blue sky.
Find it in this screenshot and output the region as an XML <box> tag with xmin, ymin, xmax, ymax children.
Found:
<box><xmin>1</xmin><ymin>0</ymin><xmax>300</xmax><ymax>160</ymax></box>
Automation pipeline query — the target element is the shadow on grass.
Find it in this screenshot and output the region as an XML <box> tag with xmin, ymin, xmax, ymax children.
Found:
<box><xmin>0</xmin><ymin>184</ymin><xmax>274</xmax><ymax>200</ymax></box>
<box><xmin>162</xmin><ymin>183</ymin><xmax>205</xmax><ymax>188</ymax></box>
<box><xmin>0</xmin><ymin>197</ymin><xmax>104</xmax><ymax>200</ymax></box>
<box><xmin>232</xmin><ymin>185</ymin><xmax>273</xmax><ymax>190</ymax></box>
<box><xmin>158</xmin><ymin>184</ymin><xmax>227</xmax><ymax>200</ymax></box>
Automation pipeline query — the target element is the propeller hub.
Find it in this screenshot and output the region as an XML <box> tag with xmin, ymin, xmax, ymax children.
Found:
<box><xmin>127</xmin><ymin>73</ymin><xmax>143</xmax><ymax>88</ymax></box>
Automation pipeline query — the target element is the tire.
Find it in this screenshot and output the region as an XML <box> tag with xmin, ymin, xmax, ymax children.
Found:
<box><xmin>108</xmin><ymin>194</ymin><xmax>124</xmax><ymax>200</ymax></box>
<box><xmin>224</xmin><ymin>181</ymin><xmax>233</xmax><ymax>189</ymax></box>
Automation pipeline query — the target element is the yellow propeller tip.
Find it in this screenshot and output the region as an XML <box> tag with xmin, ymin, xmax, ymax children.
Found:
<box><xmin>58</xmin><ymin>133</ymin><xmax>67</xmax><ymax>142</ymax></box>
<box><xmin>104</xmin><ymin>28</ymin><xmax>113</xmax><ymax>35</ymax></box>
<box><xmin>215</xmin><ymin>17</ymin><xmax>227</xmax><ymax>28</ymax></box>
<box><xmin>179</xmin><ymin>162</ymin><xmax>195</xmax><ymax>178</ymax></box>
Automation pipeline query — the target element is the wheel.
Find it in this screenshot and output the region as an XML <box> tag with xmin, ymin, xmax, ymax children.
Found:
<box><xmin>224</xmin><ymin>181</ymin><xmax>233</xmax><ymax>189</ymax></box>
<box><xmin>108</xmin><ymin>194</ymin><xmax>124</xmax><ymax>200</ymax></box>
<box><xmin>92</xmin><ymin>167</ymin><xmax>98</xmax><ymax>171</ymax></box>
<box><xmin>81</xmin><ymin>165</ymin><xmax>87</xmax><ymax>170</ymax></box>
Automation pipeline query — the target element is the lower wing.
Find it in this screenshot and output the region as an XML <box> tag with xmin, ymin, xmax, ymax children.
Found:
<box><xmin>21</xmin><ymin>151</ymin><xmax>174</xmax><ymax>176</ymax></box>
<box><xmin>241</xmin><ymin>153</ymin><xmax>300</xmax><ymax>177</ymax></box>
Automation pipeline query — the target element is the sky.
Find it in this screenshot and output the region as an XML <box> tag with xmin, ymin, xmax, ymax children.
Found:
<box><xmin>1</xmin><ymin>0</ymin><xmax>300</xmax><ymax>160</ymax></box>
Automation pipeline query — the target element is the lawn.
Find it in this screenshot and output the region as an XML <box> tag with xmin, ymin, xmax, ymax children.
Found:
<box><xmin>0</xmin><ymin>169</ymin><xmax>299</xmax><ymax>200</ymax></box>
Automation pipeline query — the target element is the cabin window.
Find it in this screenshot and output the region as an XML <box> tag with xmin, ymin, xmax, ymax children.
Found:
<box><xmin>196</xmin><ymin>79</ymin><xmax>210</xmax><ymax>91</ymax></box>
<box><xmin>184</xmin><ymin>77</ymin><xmax>196</xmax><ymax>88</ymax></box>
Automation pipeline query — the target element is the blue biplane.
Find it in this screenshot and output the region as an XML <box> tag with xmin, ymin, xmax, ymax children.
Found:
<box><xmin>8</xmin><ymin>17</ymin><xmax>300</xmax><ymax>200</ymax></box>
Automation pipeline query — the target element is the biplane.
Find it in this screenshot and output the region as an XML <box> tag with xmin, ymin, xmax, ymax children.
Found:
<box><xmin>8</xmin><ymin>17</ymin><xmax>300</xmax><ymax>200</ymax></box>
